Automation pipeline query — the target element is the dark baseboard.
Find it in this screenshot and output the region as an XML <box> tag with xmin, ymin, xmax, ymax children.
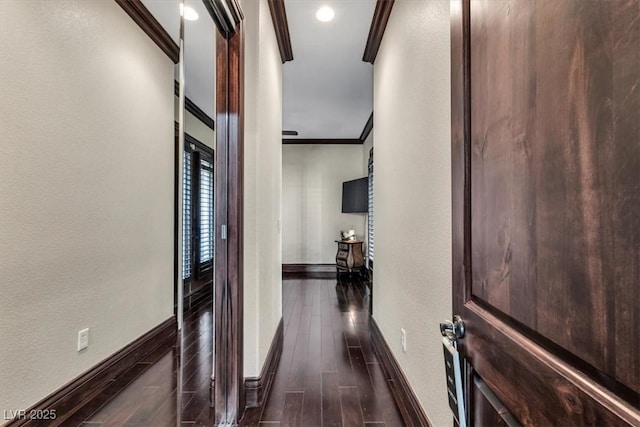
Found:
<box><xmin>282</xmin><ymin>264</ymin><xmax>337</xmax><ymax>279</ymax></box>
<box><xmin>370</xmin><ymin>317</ymin><xmax>432</xmax><ymax>427</ymax></box>
<box><xmin>5</xmin><ymin>317</ymin><xmax>177</xmax><ymax>426</ymax></box>
<box><xmin>244</xmin><ymin>318</ymin><xmax>284</xmax><ymax>408</ymax></box>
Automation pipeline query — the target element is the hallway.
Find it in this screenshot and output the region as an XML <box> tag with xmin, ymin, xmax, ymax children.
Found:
<box><xmin>241</xmin><ymin>277</ymin><xmax>404</xmax><ymax>426</ymax></box>
<box><xmin>67</xmin><ymin>277</ymin><xmax>403</xmax><ymax>426</ymax></box>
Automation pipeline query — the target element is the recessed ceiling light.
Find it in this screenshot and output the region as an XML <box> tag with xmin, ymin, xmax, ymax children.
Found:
<box><xmin>180</xmin><ymin>5</ymin><xmax>199</xmax><ymax>21</ymax></box>
<box><xmin>316</xmin><ymin>6</ymin><xmax>335</xmax><ymax>22</ymax></box>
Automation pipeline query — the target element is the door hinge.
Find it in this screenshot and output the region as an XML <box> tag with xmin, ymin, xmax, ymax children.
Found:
<box><xmin>221</xmin><ymin>224</ymin><xmax>227</xmax><ymax>240</ymax></box>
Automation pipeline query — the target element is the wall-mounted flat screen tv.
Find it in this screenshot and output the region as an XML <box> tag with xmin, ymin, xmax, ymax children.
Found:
<box><xmin>342</xmin><ymin>177</ymin><xmax>368</xmax><ymax>213</ymax></box>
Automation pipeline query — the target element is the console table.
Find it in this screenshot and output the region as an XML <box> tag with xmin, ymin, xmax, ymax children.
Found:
<box><xmin>335</xmin><ymin>240</ymin><xmax>365</xmax><ymax>276</ymax></box>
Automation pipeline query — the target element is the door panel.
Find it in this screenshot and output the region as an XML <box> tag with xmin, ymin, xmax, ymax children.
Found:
<box><xmin>472</xmin><ymin>376</ymin><xmax>518</xmax><ymax>427</ymax></box>
<box><xmin>451</xmin><ymin>0</ymin><xmax>640</xmax><ymax>425</ymax></box>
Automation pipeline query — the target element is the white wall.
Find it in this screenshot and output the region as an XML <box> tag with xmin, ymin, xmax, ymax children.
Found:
<box><xmin>282</xmin><ymin>145</ymin><xmax>366</xmax><ymax>264</ymax></box>
<box><xmin>362</xmin><ymin>132</ymin><xmax>373</xmax><ymax>260</ymax></box>
<box><xmin>0</xmin><ymin>0</ymin><xmax>174</xmax><ymax>413</ymax></box>
<box><xmin>372</xmin><ymin>1</ymin><xmax>452</xmax><ymax>426</ymax></box>
<box><xmin>174</xmin><ymin>96</ymin><xmax>215</xmax><ymax>149</ymax></box>
<box><xmin>241</xmin><ymin>0</ymin><xmax>283</xmax><ymax>377</ymax></box>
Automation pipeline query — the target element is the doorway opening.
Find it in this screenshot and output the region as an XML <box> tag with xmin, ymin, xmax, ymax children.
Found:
<box><xmin>182</xmin><ymin>134</ymin><xmax>214</xmax><ymax>309</ymax></box>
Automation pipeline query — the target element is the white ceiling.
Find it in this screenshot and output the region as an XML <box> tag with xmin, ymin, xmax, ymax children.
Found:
<box><xmin>283</xmin><ymin>0</ymin><xmax>375</xmax><ymax>139</ymax></box>
<box><xmin>140</xmin><ymin>0</ymin><xmax>375</xmax><ymax>138</ymax></box>
<box><xmin>141</xmin><ymin>0</ymin><xmax>216</xmax><ymax>117</ymax></box>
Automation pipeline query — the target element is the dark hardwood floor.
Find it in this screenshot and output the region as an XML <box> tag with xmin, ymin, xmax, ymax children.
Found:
<box><xmin>241</xmin><ymin>277</ymin><xmax>405</xmax><ymax>426</ymax></box>
<box><xmin>70</xmin><ymin>277</ymin><xmax>404</xmax><ymax>427</ymax></box>
<box><xmin>68</xmin><ymin>290</ymin><xmax>216</xmax><ymax>426</ymax></box>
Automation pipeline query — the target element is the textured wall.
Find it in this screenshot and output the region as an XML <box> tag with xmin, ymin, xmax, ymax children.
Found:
<box><xmin>242</xmin><ymin>0</ymin><xmax>283</xmax><ymax>377</ymax></box>
<box><xmin>372</xmin><ymin>0</ymin><xmax>452</xmax><ymax>425</ymax></box>
<box><xmin>0</xmin><ymin>0</ymin><xmax>174</xmax><ymax>412</ymax></box>
<box><xmin>362</xmin><ymin>132</ymin><xmax>373</xmax><ymax>260</ymax></box>
<box><xmin>176</xmin><ymin>97</ymin><xmax>215</xmax><ymax>149</ymax></box>
<box><xmin>282</xmin><ymin>145</ymin><xmax>366</xmax><ymax>264</ymax></box>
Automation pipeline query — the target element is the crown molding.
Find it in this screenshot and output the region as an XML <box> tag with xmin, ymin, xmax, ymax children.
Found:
<box><xmin>359</xmin><ymin>111</ymin><xmax>373</xmax><ymax>142</ymax></box>
<box><xmin>114</xmin><ymin>0</ymin><xmax>179</xmax><ymax>63</ymax></box>
<box><xmin>282</xmin><ymin>138</ymin><xmax>363</xmax><ymax>145</ymax></box>
<box><xmin>363</xmin><ymin>0</ymin><xmax>395</xmax><ymax>64</ymax></box>
<box><xmin>268</xmin><ymin>0</ymin><xmax>294</xmax><ymax>62</ymax></box>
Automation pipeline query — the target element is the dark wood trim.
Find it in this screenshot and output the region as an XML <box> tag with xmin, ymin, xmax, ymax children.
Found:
<box><xmin>174</xmin><ymin>81</ymin><xmax>215</xmax><ymax>131</ymax></box>
<box><xmin>185</xmin><ymin>132</ymin><xmax>214</xmax><ymax>155</ymax></box>
<box><xmin>186</xmin><ymin>98</ymin><xmax>215</xmax><ymax>131</ymax></box>
<box><xmin>472</xmin><ymin>376</ymin><xmax>521</xmax><ymax>427</ymax></box>
<box><xmin>282</xmin><ymin>264</ymin><xmax>337</xmax><ymax>279</ymax></box>
<box><xmin>362</xmin><ymin>0</ymin><xmax>395</xmax><ymax>64</ymax></box>
<box><xmin>282</xmin><ymin>264</ymin><xmax>336</xmax><ymax>273</ymax></box>
<box><xmin>214</xmin><ymin>9</ymin><xmax>245</xmax><ymax>424</ymax></box>
<box><xmin>282</xmin><ymin>138</ymin><xmax>363</xmax><ymax>145</ymax></box>
<box><xmin>450</xmin><ymin>2</ymin><xmax>471</xmax><ymax>423</ymax></box>
<box><xmin>114</xmin><ymin>0</ymin><xmax>179</xmax><ymax>63</ymax></box>
<box><xmin>267</xmin><ymin>0</ymin><xmax>294</xmax><ymax>62</ymax></box>
<box><xmin>174</xmin><ymin>123</ymin><xmax>180</xmax><ymax>316</ymax></box>
<box><xmin>244</xmin><ymin>318</ymin><xmax>284</xmax><ymax>408</ymax></box>
<box><xmin>281</xmin><ymin>114</ymin><xmax>371</xmax><ymax>145</ymax></box>
<box><xmin>465</xmin><ymin>301</ymin><xmax>640</xmax><ymax>424</ymax></box>
<box><xmin>370</xmin><ymin>317</ymin><xmax>432</xmax><ymax>427</ymax></box>
<box><xmin>450</xmin><ymin>0</ymin><xmax>470</xmax><ymax>320</ymax></box>
<box><xmin>359</xmin><ymin>111</ymin><xmax>374</xmax><ymax>142</ymax></box>
<box><xmin>203</xmin><ymin>0</ymin><xmax>243</xmax><ymax>38</ymax></box>
<box><xmin>5</xmin><ymin>317</ymin><xmax>177</xmax><ymax>426</ymax></box>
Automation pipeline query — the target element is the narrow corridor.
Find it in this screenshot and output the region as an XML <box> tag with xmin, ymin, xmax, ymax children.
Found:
<box><xmin>241</xmin><ymin>278</ymin><xmax>404</xmax><ymax>426</ymax></box>
<box><xmin>66</xmin><ymin>278</ymin><xmax>404</xmax><ymax>426</ymax></box>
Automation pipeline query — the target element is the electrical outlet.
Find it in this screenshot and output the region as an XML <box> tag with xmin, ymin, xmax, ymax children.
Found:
<box><xmin>401</xmin><ymin>328</ymin><xmax>407</xmax><ymax>353</ymax></box>
<box><xmin>77</xmin><ymin>328</ymin><xmax>89</xmax><ymax>352</ymax></box>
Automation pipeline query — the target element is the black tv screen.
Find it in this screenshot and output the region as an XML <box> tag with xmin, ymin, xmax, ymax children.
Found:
<box><xmin>342</xmin><ymin>177</ymin><xmax>368</xmax><ymax>213</ymax></box>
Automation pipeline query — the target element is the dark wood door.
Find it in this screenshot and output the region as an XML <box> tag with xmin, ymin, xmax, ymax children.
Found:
<box><xmin>451</xmin><ymin>0</ymin><xmax>640</xmax><ymax>425</ymax></box>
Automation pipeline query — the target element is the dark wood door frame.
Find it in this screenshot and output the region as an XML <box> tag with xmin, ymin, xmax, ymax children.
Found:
<box><xmin>451</xmin><ymin>1</ymin><xmax>639</xmax><ymax>425</ymax></box>
<box><xmin>206</xmin><ymin>0</ymin><xmax>245</xmax><ymax>424</ymax></box>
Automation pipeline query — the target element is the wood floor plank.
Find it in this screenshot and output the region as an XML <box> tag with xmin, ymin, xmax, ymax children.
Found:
<box><xmin>354</xmin><ymin>319</ymin><xmax>377</xmax><ymax>364</ymax></box>
<box><xmin>123</xmin><ymin>381</ymin><xmax>175</xmax><ymax>424</ymax></box>
<box><xmin>301</xmin><ymin>286</ymin><xmax>323</xmax><ymax>427</ymax></box>
<box><xmin>348</xmin><ymin>346</ymin><xmax>384</xmax><ymax>423</ymax></box>
<box><xmin>81</xmin><ymin>363</ymin><xmax>152</xmax><ymax>423</ymax></box>
<box><xmin>281</xmin><ymin>392</ymin><xmax>304</xmax><ymax>427</ymax></box>
<box><xmin>333</xmin><ymin>320</ymin><xmax>356</xmax><ymax>387</ymax></box>
<box><xmin>321</xmin><ymin>318</ymin><xmax>338</xmax><ymax>373</ymax></box>
<box><xmin>181</xmin><ymin>378</ymin><xmax>211</xmax><ymax>422</ymax></box>
<box><xmin>321</xmin><ymin>373</ymin><xmax>343</xmax><ymax>427</ymax></box>
<box><xmin>286</xmin><ymin>284</ymin><xmax>313</xmax><ymax>391</ymax></box>
<box><xmin>145</xmin><ymin>390</ymin><xmax>178</xmax><ymax>427</ymax></box>
<box><xmin>339</xmin><ymin>387</ymin><xmax>365</xmax><ymax>427</ymax></box>
<box><xmin>366</xmin><ymin>362</ymin><xmax>405</xmax><ymax>427</ymax></box>
<box><xmin>261</xmin><ymin>281</ymin><xmax>304</xmax><ymax>421</ymax></box>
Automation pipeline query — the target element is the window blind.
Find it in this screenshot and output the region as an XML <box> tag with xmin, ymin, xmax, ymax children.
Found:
<box><xmin>182</xmin><ymin>151</ymin><xmax>192</xmax><ymax>279</ymax></box>
<box><xmin>368</xmin><ymin>148</ymin><xmax>374</xmax><ymax>263</ymax></box>
<box><xmin>200</xmin><ymin>159</ymin><xmax>214</xmax><ymax>263</ymax></box>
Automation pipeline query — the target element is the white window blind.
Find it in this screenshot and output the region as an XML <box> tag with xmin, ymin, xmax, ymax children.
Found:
<box><xmin>200</xmin><ymin>159</ymin><xmax>214</xmax><ymax>263</ymax></box>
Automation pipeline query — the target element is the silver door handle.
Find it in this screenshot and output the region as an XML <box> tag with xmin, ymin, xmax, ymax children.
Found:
<box><xmin>440</xmin><ymin>315</ymin><xmax>465</xmax><ymax>341</ymax></box>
